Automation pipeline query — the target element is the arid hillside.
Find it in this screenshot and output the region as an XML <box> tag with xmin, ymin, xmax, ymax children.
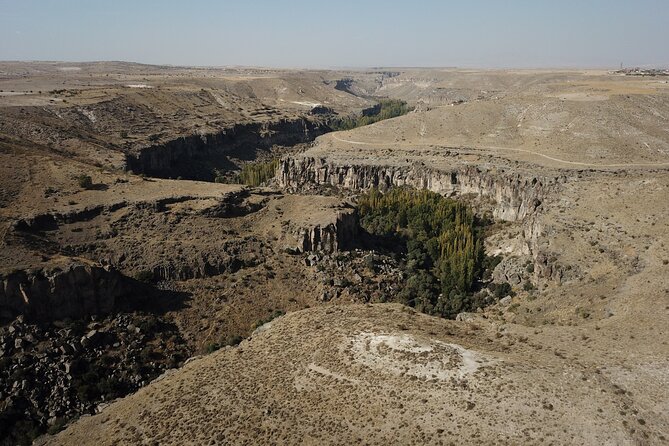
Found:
<box><xmin>1</xmin><ymin>63</ymin><xmax>668</xmax><ymax>445</ymax></box>
<box><xmin>47</xmin><ymin>303</ymin><xmax>669</xmax><ymax>445</ymax></box>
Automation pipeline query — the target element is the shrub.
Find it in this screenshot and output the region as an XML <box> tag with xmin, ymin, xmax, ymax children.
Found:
<box><xmin>204</xmin><ymin>334</ymin><xmax>244</xmax><ymax>354</ymax></box>
<box><xmin>204</xmin><ymin>342</ymin><xmax>220</xmax><ymax>354</ymax></box>
<box><xmin>523</xmin><ymin>281</ymin><xmax>535</xmax><ymax>291</ymax></box>
<box><xmin>224</xmin><ymin>335</ymin><xmax>243</xmax><ymax>346</ymax></box>
<box><xmin>76</xmin><ymin>174</ymin><xmax>93</xmax><ymax>189</ymax></box>
<box><xmin>253</xmin><ymin>309</ymin><xmax>285</xmax><ymax>328</ymax></box>
<box><xmin>97</xmin><ymin>377</ymin><xmax>125</xmax><ymax>398</ymax></box>
<box><xmin>47</xmin><ymin>417</ymin><xmax>68</xmax><ymax>435</ymax></box>
<box><xmin>213</xmin><ymin>168</ymin><xmax>227</xmax><ymax>183</ymax></box>
<box><xmin>494</xmin><ymin>282</ymin><xmax>513</xmax><ymax>298</ymax></box>
<box><xmin>136</xmin><ymin>316</ymin><xmax>161</xmax><ymax>333</ymax></box>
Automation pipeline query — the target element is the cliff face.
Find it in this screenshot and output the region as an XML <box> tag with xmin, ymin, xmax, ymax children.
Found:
<box><xmin>126</xmin><ymin>118</ymin><xmax>328</xmax><ymax>179</ymax></box>
<box><xmin>289</xmin><ymin>208</ymin><xmax>358</xmax><ymax>254</ymax></box>
<box><xmin>0</xmin><ymin>264</ymin><xmax>133</xmax><ymax>322</ymax></box>
<box><xmin>147</xmin><ymin>246</ymin><xmax>261</xmax><ymax>281</ymax></box>
<box><xmin>279</xmin><ymin>156</ymin><xmax>570</xmax><ymax>285</ymax></box>
<box><xmin>279</xmin><ymin>157</ymin><xmax>555</xmax><ymax>221</ymax></box>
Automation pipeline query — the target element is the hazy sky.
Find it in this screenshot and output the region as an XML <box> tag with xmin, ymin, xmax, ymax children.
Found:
<box><xmin>1</xmin><ymin>0</ymin><xmax>668</xmax><ymax>68</ymax></box>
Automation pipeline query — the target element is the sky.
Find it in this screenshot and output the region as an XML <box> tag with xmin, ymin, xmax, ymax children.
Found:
<box><xmin>1</xmin><ymin>0</ymin><xmax>668</xmax><ymax>68</ymax></box>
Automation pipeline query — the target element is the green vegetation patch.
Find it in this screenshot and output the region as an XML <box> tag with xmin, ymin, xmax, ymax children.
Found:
<box><xmin>358</xmin><ymin>187</ymin><xmax>495</xmax><ymax>318</ymax></box>
<box><xmin>216</xmin><ymin>159</ymin><xmax>280</xmax><ymax>186</ymax></box>
<box><xmin>331</xmin><ymin>99</ymin><xmax>412</xmax><ymax>131</ymax></box>
<box><xmin>76</xmin><ymin>174</ymin><xmax>93</xmax><ymax>190</ymax></box>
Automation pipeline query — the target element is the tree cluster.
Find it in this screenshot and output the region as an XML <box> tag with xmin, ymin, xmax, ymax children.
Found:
<box><xmin>330</xmin><ymin>99</ymin><xmax>412</xmax><ymax>131</ymax></box>
<box><xmin>233</xmin><ymin>159</ymin><xmax>280</xmax><ymax>187</ymax></box>
<box><xmin>357</xmin><ymin>187</ymin><xmax>489</xmax><ymax>317</ymax></box>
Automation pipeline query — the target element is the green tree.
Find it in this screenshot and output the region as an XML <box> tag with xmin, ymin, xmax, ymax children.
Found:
<box><xmin>236</xmin><ymin>159</ymin><xmax>280</xmax><ymax>186</ymax></box>
<box><xmin>357</xmin><ymin>187</ymin><xmax>489</xmax><ymax>318</ymax></box>
<box><xmin>330</xmin><ymin>99</ymin><xmax>413</xmax><ymax>131</ymax></box>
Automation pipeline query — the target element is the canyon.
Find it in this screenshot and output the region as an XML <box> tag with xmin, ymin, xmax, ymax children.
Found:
<box><xmin>0</xmin><ymin>62</ymin><xmax>668</xmax><ymax>445</ymax></box>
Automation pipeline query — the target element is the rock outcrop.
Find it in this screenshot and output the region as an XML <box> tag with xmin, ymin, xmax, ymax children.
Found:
<box><xmin>147</xmin><ymin>246</ymin><xmax>261</xmax><ymax>281</ymax></box>
<box><xmin>0</xmin><ymin>312</ymin><xmax>189</xmax><ymax>442</ymax></box>
<box><xmin>289</xmin><ymin>208</ymin><xmax>358</xmax><ymax>254</ymax></box>
<box><xmin>279</xmin><ymin>157</ymin><xmax>556</xmax><ymax>221</ymax></box>
<box><xmin>126</xmin><ymin>118</ymin><xmax>329</xmax><ymax>179</ymax></box>
<box><xmin>279</xmin><ymin>156</ymin><xmax>572</xmax><ymax>285</ymax></box>
<box><xmin>0</xmin><ymin>264</ymin><xmax>133</xmax><ymax>322</ymax></box>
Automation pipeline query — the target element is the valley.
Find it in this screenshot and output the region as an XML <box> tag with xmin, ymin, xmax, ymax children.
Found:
<box><xmin>0</xmin><ymin>62</ymin><xmax>668</xmax><ymax>445</ymax></box>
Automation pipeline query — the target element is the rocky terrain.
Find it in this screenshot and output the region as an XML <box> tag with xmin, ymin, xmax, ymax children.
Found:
<box><xmin>43</xmin><ymin>304</ymin><xmax>669</xmax><ymax>445</ymax></box>
<box><xmin>0</xmin><ymin>312</ymin><xmax>189</xmax><ymax>442</ymax></box>
<box><xmin>0</xmin><ymin>62</ymin><xmax>378</xmax><ymax>442</ymax></box>
<box><xmin>1</xmin><ymin>63</ymin><xmax>668</xmax><ymax>444</ymax></box>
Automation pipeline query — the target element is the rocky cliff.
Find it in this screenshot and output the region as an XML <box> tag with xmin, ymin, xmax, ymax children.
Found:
<box><xmin>288</xmin><ymin>208</ymin><xmax>358</xmax><ymax>254</ymax></box>
<box><xmin>126</xmin><ymin>118</ymin><xmax>329</xmax><ymax>179</ymax></box>
<box><xmin>279</xmin><ymin>156</ymin><xmax>572</xmax><ymax>285</ymax></box>
<box><xmin>0</xmin><ymin>263</ymin><xmax>134</xmax><ymax>322</ymax></box>
<box><xmin>279</xmin><ymin>157</ymin><xmax>557</xmax><ymax>221</ymax></box>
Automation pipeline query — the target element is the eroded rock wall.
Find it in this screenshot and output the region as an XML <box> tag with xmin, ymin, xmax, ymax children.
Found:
<box><xmin>126</xmin><ymin>118</ymin><xmax>328</xmax><ymax>179</ymax></box>
<box><xmin>279</xmin><ymin>156</ymin><xmax>570</xmax><ymax>285</ymax></box>
<box><xmin>279</xmin><ymin>157</ymin><xmax>554</xmax><ymax>221</ymax></box>
<box><xmin>291</xmin><ymin>208</ymin><xmax>358</xmax><ymax>254</ymax></box>
<box><xmin>0</xmin><ymin>264</ymin><xmax>133</xmax><ymax>322</ymax></box>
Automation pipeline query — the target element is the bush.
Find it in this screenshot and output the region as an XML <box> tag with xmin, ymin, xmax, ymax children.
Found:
<box><xmin>364</xmin><ymin>255</ymin><xmax>376</xmax><ymax>271</ymax></box>
<box><xmin>253</xmin><ymin>309</ymin><xmax>285</xmax><ymax>328</ymax></box>
<box><xmin>204</xmin><ymin>342</ymin><xmax>221</xmax><ymax>354</ymax></box>
<box><xmin>97</xmin><ymin>377</ymin><xmax>126</xmax><ymax>398</ymax></box>
<box><xmin>204</xmin><ymin>334</ymin><xmax>244</xmax><ymax>354</ymax></box>
<box><xmin>139</xmin><ymin>347</ymin><xmax>160</xmax><ymax>363</ymax></box>
<box><xmin>494</xmin><ymin>282</ymin><xmax>513</xmax><ymax>298</ymax></box>
<box><xmin>136</xmin><ymin>316</ymin><xmax>161</xmax><ymax>333</ymax></box>
<box><xmin>224</xmin><ymin>335</ymin><xmax>243</xmax><ymax>346</ymax></box>
<box><xmin>76</xmin><ymin>174</ymin><xmax>93</xmax><ymax>189</ymax></box>
<box><xmin>212</xmin><ymin>168</ymin><xmax>227</xmax><ymax>183</ymax></box>
<box><xmin>46</xmin><ymin>417</ymin><xmax>68</xmax><ymax>435</ymax></box>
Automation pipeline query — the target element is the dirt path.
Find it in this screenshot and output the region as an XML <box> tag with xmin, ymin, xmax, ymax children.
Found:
<box><xmin>330</xmin><ymin>134</ymin><xmax>669</xmax><ymax>169</ymax></box>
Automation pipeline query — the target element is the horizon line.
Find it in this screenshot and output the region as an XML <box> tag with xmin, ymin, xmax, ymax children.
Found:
<box><xmin>1</xmin><ymin>59</ymin><xmax>669</xmax><ymax>71</ymax></box>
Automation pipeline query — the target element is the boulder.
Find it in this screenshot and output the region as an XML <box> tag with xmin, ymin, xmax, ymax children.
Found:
<box><xmin>499</xmin><ymin>296</ymin><xmax>512</xmax><ymax>306</ymax></box>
